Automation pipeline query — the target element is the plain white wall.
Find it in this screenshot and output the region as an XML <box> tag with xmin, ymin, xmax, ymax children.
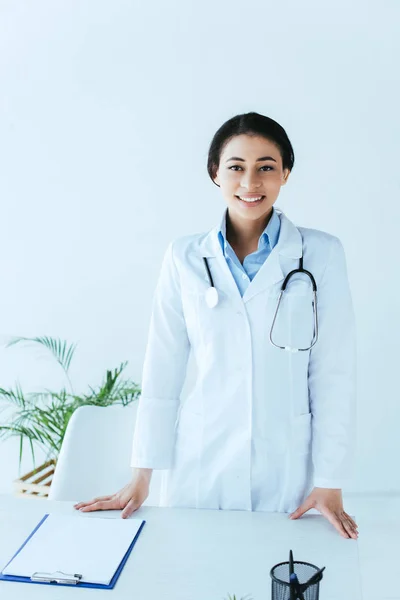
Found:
<box><xmin>0</xmin><ymin>0</ymin><xmax>399</xmax><ymax>495</ymax></box>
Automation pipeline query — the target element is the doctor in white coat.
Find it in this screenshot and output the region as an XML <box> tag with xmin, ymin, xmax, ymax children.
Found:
<box><xmin>75</xmin><ymin>112</ymin><xmax>358</xmax><ymax>539</ymax></box>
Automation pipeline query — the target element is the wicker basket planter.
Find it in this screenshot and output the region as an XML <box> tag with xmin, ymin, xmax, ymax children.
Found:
<box><xmin>13</xmin><ymin>459</ymin><xmax>57</xmax><ymax>499</ymax></box>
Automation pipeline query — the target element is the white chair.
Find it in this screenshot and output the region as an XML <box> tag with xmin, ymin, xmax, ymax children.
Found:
<box><xmin>48</xmin><ymin>404</ymin><xmax>161</xmax><ymax>506</ymax></box>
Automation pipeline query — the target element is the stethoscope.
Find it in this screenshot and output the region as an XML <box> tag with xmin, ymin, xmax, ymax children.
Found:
<box><xmin>202</xmin><ymin>248</ymin><xmax>319</xmax><ymax>353</ymax></box>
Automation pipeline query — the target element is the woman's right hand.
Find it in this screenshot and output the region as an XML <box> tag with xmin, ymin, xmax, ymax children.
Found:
<box><xmin>73</xmin><ymin>468</ymin><xmax>153</xmax><ymax>519</ymax></box>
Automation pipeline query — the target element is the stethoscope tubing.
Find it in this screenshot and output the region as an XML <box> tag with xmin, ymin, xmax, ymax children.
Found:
<box><xmin>202</xmin><ymin>252</ymin><xmax>319</xmax><ymax>352</ymax></box>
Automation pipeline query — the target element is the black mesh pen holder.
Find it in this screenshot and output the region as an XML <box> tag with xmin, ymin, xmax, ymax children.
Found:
<box><xmin>270</xmin><ymin>560</ymin><xmax>322</xmax><ymax>600</ymax></box>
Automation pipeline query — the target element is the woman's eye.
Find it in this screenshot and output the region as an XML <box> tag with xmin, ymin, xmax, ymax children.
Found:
<box><xmin>228</xmin><ymin>165</ymin><xmax>273</xmax><ymax>171</ymax></box>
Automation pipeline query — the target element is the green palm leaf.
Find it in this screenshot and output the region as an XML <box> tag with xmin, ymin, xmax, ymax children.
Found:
<box><xmin>1</xmin><ymin>338</ymin><xmax>140</xmax><ymax>467</ymax></box>
<box><xmin>0</xmin><ymin>383</ymin><xmax>27</xmax><ymax>409</ymax></box>
<box><xmin>6</xmin><ymin>336</ymin><xmax>76</xmax><ymax>376</ymax></box>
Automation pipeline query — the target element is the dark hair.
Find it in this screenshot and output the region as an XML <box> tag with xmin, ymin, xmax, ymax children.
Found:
<box><xmin>207</xmin><ymin>112</ymin><xmax>295</xmax><ymax>187</ymax></box>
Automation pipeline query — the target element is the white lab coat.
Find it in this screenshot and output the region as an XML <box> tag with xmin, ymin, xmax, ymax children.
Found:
<box><xmin>131</xmin><ymin>209</ymin><xmax>357</xmax><ymax>513</ymax></box>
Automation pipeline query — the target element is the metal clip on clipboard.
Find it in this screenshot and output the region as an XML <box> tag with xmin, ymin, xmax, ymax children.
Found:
<box><xmin>30</xmin><ymin>571</ymin><xmax>83</xmax><ymax>585</ymax></box>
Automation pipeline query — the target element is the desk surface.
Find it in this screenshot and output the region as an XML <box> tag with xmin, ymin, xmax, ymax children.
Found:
<box><xmin>0</xmin><ymin>493</ymin><xmax>397</xmax><ymax>600</ymax></box>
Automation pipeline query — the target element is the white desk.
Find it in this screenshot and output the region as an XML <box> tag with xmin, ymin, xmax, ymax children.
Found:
<box><xmin>0</xmin><ymin>494</ymin><xmax>397</xmax><ymax>600</ymax></box>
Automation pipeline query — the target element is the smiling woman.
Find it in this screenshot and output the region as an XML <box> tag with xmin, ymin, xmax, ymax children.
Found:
<box><xmin>208</xmin><ymin>113</ymin><xmax>292</xmax><ymax>217</ymax></box>
<box><xmin>222</xmin><ymin>141</ymin><xmax>285</xmax><ymax>216</ymax></box>
<box><xmin>74</xmin><ymin>112</ymin><xmax>358</xmax><ymax>541</ymax></box>
<box><xmin>207</xmin><ymin>116</ymin><xmax>294</xmax><ymax>261</ymax></box>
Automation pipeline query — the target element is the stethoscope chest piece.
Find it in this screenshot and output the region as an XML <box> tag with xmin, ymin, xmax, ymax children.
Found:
<box><xmin>205</xmin><ymin>286</ymin><xmax>219</xmax><ymax>308</ymax></box>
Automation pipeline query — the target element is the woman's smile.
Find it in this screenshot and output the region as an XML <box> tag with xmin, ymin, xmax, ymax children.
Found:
<box><xmin>235</xmin><ymin>195</ymin><xmax>265</xmax><ymax>207</ymax></box>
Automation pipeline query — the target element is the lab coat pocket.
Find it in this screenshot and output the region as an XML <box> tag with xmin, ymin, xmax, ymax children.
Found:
<box><xmin>292</xmin><ymin>412</ymin><xmax>312</xmax><ymax>455</ymax></box>
<box><xmin>175</xmin><ymin>406</ymin><xmax>202</xmax><ymax>449</ymax></box>
<box><xmin>183</xmin><ymin>286</ymin><xmax>232</xmax><ymax>348</ymax></box>
<box><xmin>268</xmin><ymin>282</ymin><xmax>314</xmax><ymax>352</ymax></box>
<box><xmin>280</xmin><ymin>412</ymin><xmax>313</xmax><ymax>513</ymax></box>
<box><xmin>169</xmin><ymin>407</ymin><xmax>202</xmax><ymax>508</ymax></box>
<box><xmin>284</xmin><ymin>279</ymin><xmax>311</xmax><ymax>296</ymax></box>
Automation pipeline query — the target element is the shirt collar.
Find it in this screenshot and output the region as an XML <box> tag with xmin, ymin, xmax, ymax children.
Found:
<box><xmin>218</xmin><ymin>206</ymin><xmax>281</xmax><ymax>254</ymax></box>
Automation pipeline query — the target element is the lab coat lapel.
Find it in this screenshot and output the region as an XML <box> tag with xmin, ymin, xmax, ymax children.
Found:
<box><xmin>197</xmin><ymin>211</ymin><xmax>303</xmax><ymax>305</ymax></box>
<box><xmin>242</xmin><ymin>211</ymin><xmax>303</xmax><ymax>304</ymax></box>
<box><xmin>198</xmin><ymin>227</ymin><xmax>244</xmax><ymax>305</ymax></box>
<box><xmin>242</xmin><ymin>248</ymin><xmax>284</xmax><ymax>303</ymax></box>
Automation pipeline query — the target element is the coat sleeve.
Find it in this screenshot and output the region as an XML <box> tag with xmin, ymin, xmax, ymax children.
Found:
<box><xmin>308</xmin><ymin>235</ymin><xmax>357</xmax><ymax>489</ymax></box>
<box><xmin>130</xmin><ymin>240</ymin><xmax>190</xmax><ymax>469</ymax></box>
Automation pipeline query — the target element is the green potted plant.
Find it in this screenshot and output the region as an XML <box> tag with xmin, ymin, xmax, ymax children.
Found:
<box><xmin>0</xmin><ymin>336</ymin><xmax>141</xmax><ymax>497</ymax></box>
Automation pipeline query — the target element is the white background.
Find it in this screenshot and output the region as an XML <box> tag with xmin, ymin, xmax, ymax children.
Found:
<box><xmin>0</xmin><ymin>0</ymin><xmax>399</xmax><ymax>495</ymax></box>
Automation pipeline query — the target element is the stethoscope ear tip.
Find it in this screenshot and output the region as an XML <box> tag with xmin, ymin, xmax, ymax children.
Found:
<box><xmin>205</xmin><ymin>286</ymin><xmax>219</xmax><ymax>308</ymax></box>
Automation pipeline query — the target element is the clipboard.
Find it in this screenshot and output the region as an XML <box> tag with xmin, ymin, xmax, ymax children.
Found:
<box><xmin>0</xmin><ymin>513</ymin><xmax>146</xmax><ymax>589</ymax></box>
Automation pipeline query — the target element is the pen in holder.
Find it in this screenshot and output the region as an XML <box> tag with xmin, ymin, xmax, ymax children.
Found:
<box><xmin>270</xmin><ymin>550</ymin><xmax>325</xmax><ymax>600</ymax></box>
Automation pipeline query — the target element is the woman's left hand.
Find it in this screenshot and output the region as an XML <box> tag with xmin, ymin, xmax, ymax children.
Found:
<box><xmin>288</xmin><ymin>488</ymin><xmax>358</xmax><ymax>539</ymax></box>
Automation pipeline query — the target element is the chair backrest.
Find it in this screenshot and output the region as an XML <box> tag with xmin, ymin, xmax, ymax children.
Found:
<box><xmin>48</xmin><ymin>404</ymin><xmax>161</xmax><ymax>506</ymax></box>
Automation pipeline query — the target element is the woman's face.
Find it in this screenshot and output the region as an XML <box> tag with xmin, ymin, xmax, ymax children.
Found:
<box><xmin>213</xmin><ymin>134</ymin><xmax>291</xmax><ymax>222</ymax></box>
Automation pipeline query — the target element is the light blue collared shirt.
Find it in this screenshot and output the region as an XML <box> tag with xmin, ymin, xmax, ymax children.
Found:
<box><xmin>217</xmin><ymin>207</ymin><xmax>281</xmax><ymax>297</ymax></box>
